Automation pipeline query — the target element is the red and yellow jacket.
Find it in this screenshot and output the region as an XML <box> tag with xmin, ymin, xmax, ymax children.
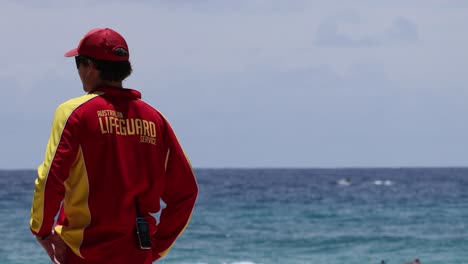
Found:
<box><xmin>30</xmin><ymin>86</ymin><xmax>198</xmax><ymax>263</ymax></box>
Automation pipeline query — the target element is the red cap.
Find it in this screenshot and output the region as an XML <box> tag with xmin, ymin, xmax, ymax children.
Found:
<box><xmin>65</xmin><ymin>28</ymin><xmax>129</xmax><ymax>61</ymax></box>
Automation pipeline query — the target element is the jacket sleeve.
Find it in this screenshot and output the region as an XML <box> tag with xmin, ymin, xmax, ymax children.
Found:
<box><xmin>30</xmin><ymin>103</ymin><xmax>80</xmax><ymax>237</ymax></box>
<box><xmin>152</xmin><ymin>120</ymin><xmax>198</xmax><ymax>261</ymax></box>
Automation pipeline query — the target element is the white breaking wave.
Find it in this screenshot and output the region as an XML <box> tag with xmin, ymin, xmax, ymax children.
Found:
<box><xmin>374</xmin><ymin>180</ymin><xmax>393</xmax><ymax>186</ymax></box>
<box><xmin>337</xmin><ymin>178</ymin><xmax>351</xmax><ymax>186</ymax></box>
<box><xmin>384</xmin><ymin>180</ymin><xmax>393</xmax><ymax>186</ymax></box>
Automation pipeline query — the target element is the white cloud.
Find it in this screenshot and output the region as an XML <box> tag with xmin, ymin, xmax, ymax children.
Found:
<box><xmin>315</xmin><ymin>14</ymin><xmax>419</xmax><ymax>47</ymax></box>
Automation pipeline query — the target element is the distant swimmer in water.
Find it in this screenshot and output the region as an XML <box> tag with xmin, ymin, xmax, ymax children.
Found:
<box><xmin>380</xmin><ymin>260</ymin><xmax>385</xmax><ymax>264</ymax></box>
<box><xmin>405</xmin><ymin>259</ymin><xmax>420</xmax><ymax>264</ymax></box>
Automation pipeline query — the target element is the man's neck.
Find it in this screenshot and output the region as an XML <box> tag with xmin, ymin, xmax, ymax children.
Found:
<box><xmin>87</xmin><ymin>81</ymin><xmax>123</xmax><ymax>93</ymax></box>
<box><xmin>99</xmin><ymin>80</ymin><xmax>123</xmax><ymax>88</ymax></box>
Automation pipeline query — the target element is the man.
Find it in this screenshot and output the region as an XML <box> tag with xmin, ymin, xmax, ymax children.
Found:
<box><xmin>30</xmin><ymin>28</ymin><xmax>198</xmax><ymax>264</ymax></box>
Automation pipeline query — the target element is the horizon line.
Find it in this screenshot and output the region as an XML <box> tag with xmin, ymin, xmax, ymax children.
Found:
<box><xmin>1</xmin><ymin>166</ymin><xmax>468</xmax><ymax>171</ymax></box>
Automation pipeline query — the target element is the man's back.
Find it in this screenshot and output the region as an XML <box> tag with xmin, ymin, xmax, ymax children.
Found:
<box><xmin>32</xmin><ymin>86</ymin><xmax>197</xmax><ymax>263</ymax></box>
<box><xmin>61</xmin><ymin>87</ymin><xmax>163</xmax><ymax>258</ymax></box>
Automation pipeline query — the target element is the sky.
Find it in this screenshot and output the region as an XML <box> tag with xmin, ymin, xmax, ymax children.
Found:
<box><xmin>1</xmin><ymin>0</ymin><xmax>468</xmax><ymax>169</ymax></box>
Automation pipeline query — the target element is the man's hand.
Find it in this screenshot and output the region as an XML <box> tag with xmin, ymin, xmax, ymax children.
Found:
<box><xmin>36</xmin><ymin>230</ymin><xmax>67</xmax><ymax>264</ymax></box>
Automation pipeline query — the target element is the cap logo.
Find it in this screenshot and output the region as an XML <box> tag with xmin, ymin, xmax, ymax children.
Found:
<box><xmin>113</xmin><ymin>47</ymin><xmax>129</xmax><ymax>57</ymax></box>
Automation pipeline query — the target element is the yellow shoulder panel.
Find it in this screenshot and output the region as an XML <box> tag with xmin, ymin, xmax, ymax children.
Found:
<box><xmin>30</xmin><ymin>93</ymin><xmax>100</xmax><ymax>234</ymax></box>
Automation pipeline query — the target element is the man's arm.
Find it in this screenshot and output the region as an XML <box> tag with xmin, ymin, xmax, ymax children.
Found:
<box><xmin>152</xmin><ymin>121</ymin><xmax>198</xmax><ymax>261</ymax></box>
<box><xmin>30</xmin><ymin>103</ymin><xmax>80</xmax><ymax>238</ymax></box>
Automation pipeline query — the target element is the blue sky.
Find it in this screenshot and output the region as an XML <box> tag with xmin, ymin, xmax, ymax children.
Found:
<box><xmin>1</xmin><ymin>1</ymin><xmax>468</xmax><ymax>168</ymax></box>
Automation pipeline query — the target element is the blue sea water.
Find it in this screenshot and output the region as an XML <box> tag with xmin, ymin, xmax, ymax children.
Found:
<box><xmin>1</xmin><ymin>168</ymin><xmax>468</xmax><ymax>264</ymax></box>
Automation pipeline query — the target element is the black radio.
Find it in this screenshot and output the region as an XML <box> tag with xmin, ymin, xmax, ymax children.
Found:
<box><xmin>136</xmin><ymin>216</ymin><xmax>152</xmax><ymax>249</ymax></box>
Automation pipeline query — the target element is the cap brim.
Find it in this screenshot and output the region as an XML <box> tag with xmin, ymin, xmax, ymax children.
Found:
<box><xmin>64</xmin><ymin>48</ymin><xmax>78</xmax><ymax>57</ymax></box>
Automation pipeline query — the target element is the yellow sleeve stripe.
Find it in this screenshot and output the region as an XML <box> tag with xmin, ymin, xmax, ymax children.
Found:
<box><xmin>57</xmin><ymin>145</ymin><xmax>91</xmax><ymax>258</ymax></box>
<box><xmin>30</xmin><ymin>93</ymin><xmax>99</xmax><ymax>234</ymax></box>
<box><xmin>164</xmin><ymin>148</ymin><xmax>171</xmax><ymax>172</ymax></box>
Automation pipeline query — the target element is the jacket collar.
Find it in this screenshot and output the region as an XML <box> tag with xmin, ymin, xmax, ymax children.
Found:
<box><xmin>90</xmin><ymin>86</ymin><xmax>141</xmax><ymax>99</ymax></box>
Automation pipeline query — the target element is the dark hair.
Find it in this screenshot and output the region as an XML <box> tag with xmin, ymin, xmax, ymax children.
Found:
<box><xmin>91</xmin><ymin>58</ymin><xmax>133</xmax><ymax>82</ymax></box>
<box><xmin>75</xmin><ymin>48</ymin><xmax>133</xmax><ymax>82</ymax></box>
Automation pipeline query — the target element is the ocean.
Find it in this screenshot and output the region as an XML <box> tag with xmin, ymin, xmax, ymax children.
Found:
<box><xmin>1</xmin><ymin>168</ymin><xmax>467</xmax><ymax>264</ymax></box>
